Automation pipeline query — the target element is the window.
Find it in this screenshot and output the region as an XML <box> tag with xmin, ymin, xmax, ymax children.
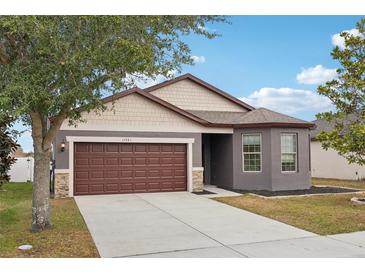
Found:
<box><xmin>242</xmin><ymin>134</ymin><xmax>261</xmax><ymax>172</ymax></box>
<box><xmin>281</xmin><ymin>133</ymin><xmax>297</xmax><ymax>172</ymax></box>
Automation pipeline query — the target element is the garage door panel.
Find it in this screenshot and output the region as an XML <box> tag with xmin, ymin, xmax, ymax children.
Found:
<box><xmin>75</xmin><ymin>184</ymin><xmax>89</xmax><ymax>194</ymax></box>
<box><xmin>104</xmin><ymin>158</ymin><xmax>119</xmax><ymax>166</ymax></box>
<box><xmin>147</xmin><ymin>157</ymin><xmax>160</xmax><ymax>165</ymax></box>
<box><xmin>135</xmin><ymin>170</ymin><xmax>147</xmax><ymax>178</ymax></box>
<box><xmin>120</xmin><ymin>157</ymin><xmax>133</xmax><ymax>165</ymax></box>
<box><xmin>74</xmin><ymin>142</ymin><xmax>187</xmax><ymax>195</ymax></box>
<box><xmin>148</xmin><ymin>170</ymin><xmax>160</xmax><ymax>178</ymax></box>
<box><xmin>135</xmin><ymin>157</ymin><xmax>147</xmax><ymax>165</ymax></box>
<box><xmin>174</xmin><ymin>157</ymin><xmax>186</xmax><ymax>164</ymax></box>
<box><xmin>148</xmin><ymin>144</ymin><xmax>160</xmax><ymax>153</ymax></box>
<box><xmin>105</xmin><ymin>183</ymin><xmax>119</xmax><ymax>192</ymax></box>
<box><xmin>121</xmin><ymin>170</ymin><xmax>133</xmax><ymax>178</ymax></box>
<box><xmin>89</xmin><ymin>184</ymin><xmax>104</xmax><ymax>193</ymax></box>
<box><xmin>174</xmin><ymin>144</ymin><xmax>186</xmax><ymax>152</ymax></box>
<box><xmin>91</xmin><ymin>143</ymin><xmax>103</xmax><ymax>153</ymax></box>
<box><xmin>75</xmin><ymin>171</ymin><xmax>89</xmax><ymax>179</ymax></box>
<box><xmin>135</xmin><ymin>144</ymin><xmax>147</xmax><ymax>153</ymax></box>
<box><xmin>75</xmin><ymin>143</ymin><xmax>89</xmax><ymax>152</ymax></box>
<box><xmin>75</xmin><ymin>158</ymin><xmax>89</xmax><ymax>166</ymax></box>
<box><xmin>161</xmin><ymin>157</ymin><xmax>173</xmax><ymax>164</ymax></box>
<box><xmin>174</xmin><ymin>169</ymin><xmax>186</xmax><ymax>177</ymax></box>
<box><xmin>121</xmin><ymin>144</ymin><xmax>133</xmax><ymax>152</ymax></box>
<box><xmin>104</xmin><ymin>170</ymin><xmax>119</xmax><ymax>178</ymax></box>
<box><xmin>89</xmin><ymin>158</ymin><xmax>104</xmax><ymax>166</ymax></box>
<box><xmin>90</xmin><ymin>171</ymin><xmax>104</xmax><ymax>179</ymax></box>
<box><xmin>105</xmin><ymin>143</ymin><xmax>119</xmax><ymax>153</ymax></box>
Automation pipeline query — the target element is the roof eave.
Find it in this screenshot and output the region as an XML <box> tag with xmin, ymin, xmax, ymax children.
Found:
<box><xmin>203</xmin><ymin>122</ymin><xmax>316</xmax><ymax>129</ymax></box>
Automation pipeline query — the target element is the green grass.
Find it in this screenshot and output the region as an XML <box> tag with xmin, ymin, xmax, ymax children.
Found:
<box><xmin>0</xmin><ymin>183</ymin><xmax>99</xmax><ymax>258</ymax></box>
<box><xmin>214</xmin><ymin>179</ymin><xmax>365</xmax><ymax>235</ymax></box>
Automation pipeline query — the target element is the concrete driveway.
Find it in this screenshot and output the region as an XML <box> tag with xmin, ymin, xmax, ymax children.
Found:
<box><xmin>75</xmin><ymin>192</ymin><xmax>365</xmax><ymax>257</ymax></box>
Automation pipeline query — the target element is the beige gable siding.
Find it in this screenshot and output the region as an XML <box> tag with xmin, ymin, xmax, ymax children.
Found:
<box><xmin>60</xmin><ymin>93</ymin><xmax>232</xmax><ymax>133</ymax></box>
<box><xmin>150</xmin><ymin>79</ymin><xmax>247</xmax><ymax>112</ymax></box>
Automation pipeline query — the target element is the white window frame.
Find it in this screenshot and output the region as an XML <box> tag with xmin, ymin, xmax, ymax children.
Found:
<box><xmin>280</xmin><ymin>133</ymin><xmax>298</xmax><ymax>173</ymax></box>
<box><xmin>242</xmin><ymin>133</ymin><xmax>262</xmax><ymax>173</ymax></box>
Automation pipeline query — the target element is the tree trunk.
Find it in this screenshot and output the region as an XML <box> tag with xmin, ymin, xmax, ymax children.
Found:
<box><xmin>29</xmin><ymin>110</ymin><xmax>67</xmax><ymax>232</ymax></box>
<box><xmin>30</xmin><ymin>112</ymin><xmax>53</xmax><ymax>232</ymax></box>
<box><xmin>31</xmin><ymin>144</ymin><xmax>52</xmax><ymax>231</ymax></box>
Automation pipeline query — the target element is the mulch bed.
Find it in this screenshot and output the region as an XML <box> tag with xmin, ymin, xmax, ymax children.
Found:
<box><xmin>193</xmin><ymin>190</ymin><xmax>216</xmax><ymax>195</ymax></box>
<box><xmin>219</xmin><ymin>186</ymin><xmax>363</xmax><ymax>197</ymax></box>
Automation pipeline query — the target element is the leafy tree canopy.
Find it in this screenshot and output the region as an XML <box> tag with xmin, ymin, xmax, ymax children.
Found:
<box><xmin>0</xmin><ymin>16</ymin><xmax>225</xmax><ymax>129</ymax></box>
<box><xmin>0</xmin><ymin>116</ymin><xmax>18</xmax><ymax>185</ymax></box>
<box><xmin>316</xmin><ymin>18</ymin><xmax>365</xmax><ymax>165</ymax></box>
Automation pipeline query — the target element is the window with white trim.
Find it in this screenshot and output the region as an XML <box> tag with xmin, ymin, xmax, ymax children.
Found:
<box><xmin>242</xmin><ymin>133</ymin><xmax>261</xmax><ymax>172</ymax></box>
<box><xmin>281</xmin><ymin>133</ymin><xmax>297</xmax><ymax>172</ymax></box>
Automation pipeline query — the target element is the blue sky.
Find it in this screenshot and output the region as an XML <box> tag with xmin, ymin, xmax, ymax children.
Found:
<box><xmin>15</xmin><ymin>15</ymin><xmax>363</xmax><ymax>152</ymax></box>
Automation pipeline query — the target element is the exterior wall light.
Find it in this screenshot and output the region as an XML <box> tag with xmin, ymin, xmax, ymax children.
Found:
<box><xmin>60</xmin><ymin>140</ymin><xmax>66</xmax><ymax>152</ymax></box>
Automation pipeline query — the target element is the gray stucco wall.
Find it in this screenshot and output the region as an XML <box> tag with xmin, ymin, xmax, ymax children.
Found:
<box><xmin>210</xmin><ymin>134</ymin><xmax>233</xmax><ymax>188</ymax></box>
<box><xmin>232</xmin><ymin>128</ymin><xmax>272</xmax><ymax>190</ymax></box>
<box><xmin>229</xmin><ymin>127</ymin><xmax>311</xmax><ymax>191</ymax></box>
<box><xmin>54</xmin><ymin>130</ymin><xmax>202</xmax><ymax>169</ymax></box>
<box><xmin>270</xmin><ymin>128</ymin><xmax>311</xmax><ymax>191</ymax></box>
<box><xmin>202</xmin><ymin>134</ymin><xmax>211</xmax><ymax>185</ymax></box>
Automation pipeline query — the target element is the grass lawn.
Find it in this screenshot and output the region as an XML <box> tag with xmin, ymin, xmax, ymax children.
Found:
<box><xmin>312</xmin><ymin>177</ymin><xmax>365</xmax><ymax>190</ymax></box>
<box><xmin>0</xmin><ymin>183</ymin><xmax>99</xmax><ymax>258</ymax></box>
<box><xmin>214</xmin><ymin>179</ymin><xmax>365</xmax><ymax>235</ymax></box>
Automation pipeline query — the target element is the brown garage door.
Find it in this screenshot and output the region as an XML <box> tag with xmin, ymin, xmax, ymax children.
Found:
<box><xmin>74</xmin><ymin>142</ymin><xmax>187</xmax><ymax>195</ymax></box>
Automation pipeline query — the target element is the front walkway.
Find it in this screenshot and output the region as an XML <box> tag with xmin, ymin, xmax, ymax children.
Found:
<box><xmin>75</xmin><ymin>192</ymin><xmax>365</xmax><ymax>258</ymax></box>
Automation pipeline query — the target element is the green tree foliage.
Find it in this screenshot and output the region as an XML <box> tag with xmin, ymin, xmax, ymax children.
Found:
<box><xmin>0</xmin><ymin>117</ymin><xmax>18</xmax><ymax>189</ymax></box>
<box><xmin>316</xmin><ymin>18</ymin><xmax>365</xmax><ymax>166</ymax></box>
<box><xmin>0</xmin><ymin>16</ymin><xmax>225</xmax><ymax>231</ymax></box>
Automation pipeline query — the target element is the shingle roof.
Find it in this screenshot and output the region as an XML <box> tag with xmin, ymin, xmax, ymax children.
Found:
<box><xmin>186</xmin><ymin>110</ymin><xmax>247</xmax><ymax>124</ymax></box>
<box><xmin>311</xmin><ymin>114</ymin><xmax>362</xmax><ymax>139</ymax></box>
<box><xmin>84</xmin><ymin>74</ymin><xmax>314</xmax><ymax>129</ymax></box>
<box><xmin>187</xmin><ymin>108</ymin><xmax>314</xmax><ymax>128</ymax></box>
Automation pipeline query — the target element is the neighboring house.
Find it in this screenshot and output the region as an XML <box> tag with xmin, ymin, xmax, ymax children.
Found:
<box><xmin>311</xmin><ymin>118</ymin><xmax>365</xmax><ymax>180</ymax></box>
<box><xmin>53</xmin><ymin>74</ymin><xmax>314</xmax><ymax>198</ymax></box>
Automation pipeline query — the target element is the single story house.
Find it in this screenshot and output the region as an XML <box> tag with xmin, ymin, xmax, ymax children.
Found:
<box><xmin>310</xmin><ymin>118</ymin><xmax>365</xmax><ymax>180</ymax></box>
<box><xmin>53</xmin><ymin>74</ymin><xmax>314</xmax><ymax>198</ymax></box>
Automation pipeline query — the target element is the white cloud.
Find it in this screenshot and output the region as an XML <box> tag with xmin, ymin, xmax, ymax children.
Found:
<box><xmin>191</xmin><ymin>55</ymin><xmax>206</xmax><ymax>64</ymax></box>
<box><xmin>296</xmin><ymin>65</ymin><xmax>337</xmax><ymax>85</ymax></box>
<box><xmin>332</xmin><ymin>28</ymin><xmax>363</xmax><ymax>49</ymax></box>
<box><xmin>240</xmin><ymin>87</ymin><xmax>332</xmax><ymax>115</ymax></box>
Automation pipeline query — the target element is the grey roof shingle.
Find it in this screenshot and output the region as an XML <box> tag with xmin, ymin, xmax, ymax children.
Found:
<box><xmin>188</xmin><ymin>108</ymin><xmax>312</xmax><ymax>126</ymax></box>
<box><xmin>311</xmin><ymin>114</ymin><xmax>362</xmax><ymax>139</ymax></box>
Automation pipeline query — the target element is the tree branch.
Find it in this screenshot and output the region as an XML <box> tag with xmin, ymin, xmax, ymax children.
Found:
<box><xmin>42</xmin><ymin>108</ymin><xmax>69</xmax><ymax>151</ymax></box>
<box><xmin>0</xmin><ymin>43</ymin><xmax>10</xmax><ymax>64</ymax></box>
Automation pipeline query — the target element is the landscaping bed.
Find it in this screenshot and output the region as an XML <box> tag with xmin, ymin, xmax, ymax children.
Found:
<box><xmin>0</xmin><ymin>183</ymin><xmax>99</xmax><ymax>258</ymax></box>
<box><xmin>219</xmin><ymin>186</ymin><xmax>363</xmax><ymax>197</ymax></box>
<box><xmin>214</xmin><ymin>179</ymin><xmax>365</xmax><ymax>235</ymax></box>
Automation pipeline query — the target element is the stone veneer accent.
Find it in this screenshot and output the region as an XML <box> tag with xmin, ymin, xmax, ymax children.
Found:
<box><xmin>192</xmin><ymin>167</ymin><xmax>204</xmax><ymax>192</ymax></box>
<box><xmin>55</xmin><ymin>173</ymin><xmax>70</xmax><ymax>198</ymax></box>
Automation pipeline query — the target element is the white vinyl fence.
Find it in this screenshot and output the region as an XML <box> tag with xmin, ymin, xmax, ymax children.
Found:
<box><xmin>8</xmin><ymin>157</ymin><xmax>34</xmax><ymax>182</ymax></box>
